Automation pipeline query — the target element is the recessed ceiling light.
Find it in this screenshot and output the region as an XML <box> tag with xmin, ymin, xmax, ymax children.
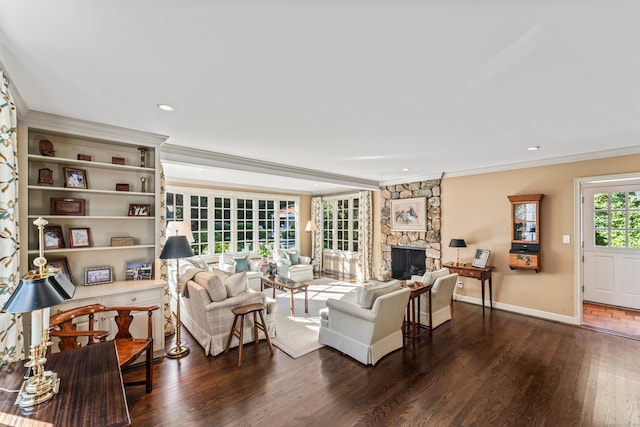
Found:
<box><xmin>403</xmin><ymin>168</ymin><xmax>409</xmax><ymax>172</ymax></box>
<box><xmin>527</xmin><ymin>146</ymin><xmax>540</xmax><ymax>151</ymax></box>
<box><xmin>157</xmin><ymin>104</ymin><xmax>174</xmax><ymax>111</ymax></box>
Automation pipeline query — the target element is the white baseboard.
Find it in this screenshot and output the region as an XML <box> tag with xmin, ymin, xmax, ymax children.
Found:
<box><xmin>453</xmin><ymin>294</ymin><xmax>580</xmax><ymax>325</ymax></box>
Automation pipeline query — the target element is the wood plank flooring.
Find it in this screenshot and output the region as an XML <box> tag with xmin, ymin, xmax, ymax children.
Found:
<box><xmin>123</xmin><ymin>301</ymin><xmax>640</xmax><ymax>426</ymax></box>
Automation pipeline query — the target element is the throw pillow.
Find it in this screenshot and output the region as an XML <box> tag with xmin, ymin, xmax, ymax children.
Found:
<box><xmin>194</xmin><ymin>272</ymin><xmax>227</xmax><ymax>302</ymax></box>
<box><xmin>422</xmin><ymin>268</ymin><xmax>450</xmax><ymax>285</ymax></box>
<box><xmin>287</xmin><ymin>250</ymin><xmax>299</xmax><ymax>265</ymax></box>
<box><xmin>224</xmin><ymin>271</ymin><xmax>247</xmax><ymax>297</ymax></box>
<box><xmin>233</xmin><ymin>256</ymin><xmax>249</xmax><ymax>272</ymax></box>
<box><xmin>186</xmin><ymin>255</ymin><xmax>209</xmax><ymax>271</ymax></box>
<box><xmin>356</xmin><ymin>281</ymin><xmax>402</xmax><ymax>309</ymax></box>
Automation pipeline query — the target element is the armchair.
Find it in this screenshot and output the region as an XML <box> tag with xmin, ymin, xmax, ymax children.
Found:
<box><xmin>318</xmin><ymin>283</ymin><xmax>410</xmax><ymax>365</ymax></box>
<box><xmin>219</xmin><ymin>252</ymin><xmax>263</xmax><ymax>290</ymax></box>
<box><xmin>410</xmin><ymin>270</ymin><xmax>458</xmax><ymax>328</ymax></box>
<box><xmin>273</xmin><ymin>248</ymin><xmax>313</xmax><ymax>282</ymax></box>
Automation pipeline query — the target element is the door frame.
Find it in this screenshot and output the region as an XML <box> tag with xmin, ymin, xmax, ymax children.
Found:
<box><xmin>573</xmin><ymin>172</ymin><xmax>640</xmax><ymax>324</ymax></box>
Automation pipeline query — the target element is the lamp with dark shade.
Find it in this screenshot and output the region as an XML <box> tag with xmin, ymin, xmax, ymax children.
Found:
<box><xmin>160</xmin><ymin>230</ymin><xmax>195</xmax><ymax>359</ymax></box>
<box><xmin>449</xmin><ymin>238</ymin><xmax>467</xmax><ymax>266</ymax></box>
<box><xmin>2</xmin><ymin>217</ymin><xmax>75</xmax><ymax>407</ymax></box>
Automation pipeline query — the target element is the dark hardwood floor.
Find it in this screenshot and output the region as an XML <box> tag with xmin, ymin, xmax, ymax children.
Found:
<box><xmin>123</xmin><ymin>301</ymin><xmax>640</xmax><ymax>426</ymax></box>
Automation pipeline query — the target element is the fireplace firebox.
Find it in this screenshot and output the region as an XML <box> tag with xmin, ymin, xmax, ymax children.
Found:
<box><xmin>391</xmin><ymin>246</ymin><xmax>426</xmax><ymax>280</ymax></box>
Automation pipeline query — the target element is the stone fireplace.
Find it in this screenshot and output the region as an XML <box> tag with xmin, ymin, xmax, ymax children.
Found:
<box><xmin>379</xmin><ymin>180</ymin><xmax>441</xmax><ymax>280</ymax></box>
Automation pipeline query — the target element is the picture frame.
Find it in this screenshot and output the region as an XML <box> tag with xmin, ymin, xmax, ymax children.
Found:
<box><xmin>391</xmin><ymin>197</ymin><xmax>427</xmax><ymax>232</ymax></box>
<box><xmin>63</xmin><ymin>167</ymin><xmax>88</xmax><ymax>189</ymax></box>
<box><xmin>43</xmin><ymin>225</ymin><xmax>65</xmax><ymax>249</ymax></box>
<box><xmin>126</xmin><ymin>261</ymin><xmax>153</xmax><ymax>280</ymax></box>
<box><xmin>45</xmin><ymin>256</ymin><xmax>74</xmax><ymax>285</ymax></box>
<box><xmin>472</xmin><ymin>249</ymin><xmax>491</xmax><ymax>268</ymax></box>
<box><xmin>50</xmin><ymin>198</ymin><xmax>86</xmax><ymax>216</ymax></box>
<box><xmin>69</xmin><ymin>227</ymin><xmax>92</xmax><ymax>248</ymax></box>
<box><xmin>128</xmin><ymin>203</ymin><xmax>150</xmax><ymax>217</ymax></box>
<box><xmin>84</xmin><ymin>266</ymin><xmax>113</xmax><ymax>286</ymax></box>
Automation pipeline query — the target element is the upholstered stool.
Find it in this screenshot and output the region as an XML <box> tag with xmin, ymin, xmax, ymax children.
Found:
<box><xmin>224</xmin><ymin>303</ymin><xmax>274</xmax><ymax>366</ymax></box>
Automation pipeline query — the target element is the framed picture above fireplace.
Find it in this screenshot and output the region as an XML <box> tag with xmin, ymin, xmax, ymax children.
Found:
<box><xmin>391</xmin><ymin>197</ymin><xmax>426</xmax><ymax>231</ymax></box>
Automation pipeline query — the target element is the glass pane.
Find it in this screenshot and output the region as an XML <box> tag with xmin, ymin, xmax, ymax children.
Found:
<box><xmin>611</xmin><ymin>230</ymin><xmax>626</xmax><ymax>248</ymax></box>
<box><xmin>176</xmin><ymin>194</ymin><xmax>183</xmax><ymax>205</ymax></box>
<box><xmin>594</xmin><ymin>193</ymin><xmax>608</xmax><ymax>210</ymax></box>
<box><xmin>611</xmin><ymin>192</ymin><xmax>626</xmax><ymax>209</ymax></box>
<box><xmin>611</xmin><ymin>211</ymin><xmax>626</xmax><ymax>229</ymax></box>
<box><xmin>595</xmin><ymin>230</ymin><xmax>608</xmax><ymax>246</ymax></box>
<box><xmin>629</xmin><ymin>211</ymin><xmax>640</xmax><ymax>229</ymax></box>
<box><xmin>629</xmin><ymin>191</ymin><xmax>640</xmax><ymax>209</ymax></box>
<box><xmin>629</xmin><ymin>230</ymin><xmax>640</xmax><ymax>248</ymax></box>
<box><xmin>594</xmin><ymin>212</ymin><xmax>609</xmax><ymax>228</ymax></box>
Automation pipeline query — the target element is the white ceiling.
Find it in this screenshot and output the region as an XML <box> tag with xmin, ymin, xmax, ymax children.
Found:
<box><xmin>1</xmin><ymin>1</ymin><xmax>639</xmax><ymax>194</ymax></box>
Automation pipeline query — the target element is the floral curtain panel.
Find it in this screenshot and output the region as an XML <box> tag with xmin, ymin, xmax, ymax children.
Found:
<box><xmin>0</xmin><ymin>69</ymin><xmax>24</xmax><ymax>364</ymax></box>
<box><xmin>311</xmin><ymin>196</ymin><xmax>323</xmax><ymax>271</ymax></box>
<box><xmin>159</xmin><ymin>165</ymin><xmax>174</xmax><ymax>335</ymax></box>
<box><xmin>358</xmin><ymin>190</ymin><xmax>373</xmax><ymax>281</ymax></box>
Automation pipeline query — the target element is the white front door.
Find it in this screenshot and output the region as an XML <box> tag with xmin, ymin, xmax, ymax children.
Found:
<box><xmin>583</xmin><ymin>181</ymin><xmax>640</xmax><ymax>309</ymax></box>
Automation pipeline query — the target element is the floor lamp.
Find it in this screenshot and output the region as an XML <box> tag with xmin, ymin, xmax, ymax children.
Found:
<box><xmin>160</xmin><ymin>221</ymin><xmax>194</xmax><ymax>359</ymax></box>
<box><xmin>305</xmin><ymin>220</ymin><xmax>318</xmax><ymax>259</ymax></box>
<box><xmin>2</xmin><ymin>217</ymin><xmax>75</xmax><ymax>407</ymax></box>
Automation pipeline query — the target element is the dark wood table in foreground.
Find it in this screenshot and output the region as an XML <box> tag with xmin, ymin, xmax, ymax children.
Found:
<box><xmin>0</xmin><ymin>340</ymin><xmax>130</xmax><ymax>427</ymax></box>
<box><xmin>404</xmin><ymin>282</ymin><xmax>432</xmax><ymax>346</ymax></box>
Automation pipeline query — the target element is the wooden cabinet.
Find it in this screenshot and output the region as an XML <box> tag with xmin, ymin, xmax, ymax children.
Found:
<box><xmin>508</xmin><ymin>194</ymin><xmax>543</xmax><ymax>272</ymax></box>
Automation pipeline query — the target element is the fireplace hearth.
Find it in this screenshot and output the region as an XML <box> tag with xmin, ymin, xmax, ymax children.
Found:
<box><xmin>391</xmin><ymin>246</ymin><xmax>426</xmax><ymax>280</ymax></box>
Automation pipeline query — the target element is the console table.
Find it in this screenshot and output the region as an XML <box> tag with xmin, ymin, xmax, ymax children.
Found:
<box><xmin>446</xmin><ymin>263</ymin><xmax>494</xmax><ymax>317</ymax></box>
<box><xmin>0</xmin><ymin>341</ymin><xmax>130</xmax><ymax>426</ymax></box>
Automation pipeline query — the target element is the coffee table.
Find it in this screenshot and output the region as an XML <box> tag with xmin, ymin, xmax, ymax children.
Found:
<box><xmin>260</xmin><ymin>276</ymin><xmax>309</xmax><ymax>316</ymax></box>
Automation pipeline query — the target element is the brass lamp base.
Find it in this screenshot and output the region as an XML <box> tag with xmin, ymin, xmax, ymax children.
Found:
<box><xmin>16</xmin><ymin>370</ymin><xmax>59</xmax><ymax>407</ymax></box>
<box><xmin>166</xmin><ymin>345</ymin><xmax>190</xmax><ymax>359</ymax></box>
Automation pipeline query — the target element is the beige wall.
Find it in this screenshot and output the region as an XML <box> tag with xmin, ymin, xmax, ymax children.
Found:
<box><xmin>440</xmin><ymin>153</ymin><xmax>640</xmax><ymax>320</ymax></box>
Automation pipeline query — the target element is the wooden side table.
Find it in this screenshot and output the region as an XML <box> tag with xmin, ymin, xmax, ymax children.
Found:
<box><xmin>446</xmin><ymin>263</ymin><xmax>494</xmax><ymax>317</ymax></box>
<box><xmin>404</xmin><ymin>282</ymin><xmax>432</xmax><ymax>346</ymax></box>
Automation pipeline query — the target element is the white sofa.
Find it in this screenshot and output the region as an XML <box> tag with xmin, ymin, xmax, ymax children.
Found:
<box><xmin>318</xmin><ymin>281</ymin><xmax>410</xmax><ymax>366</ymax></box>
<box><xmin>218</xmin><ymin>251</ymin><xmax>264</xmax><ymax>291</ymax></box>
<box><xmin>169</xmin><ymin>257</ymin><xmax>277</xmax><ymax>356</ymax></box>
<box><xmin>273</xmin><ymin>248</ymin><xmax>314</xmax><ymax>282</ymax></box>
<box><xmin>410</xmin><ymin>269</ymin><xmax>458</xmax><ymax>329</ymax></box>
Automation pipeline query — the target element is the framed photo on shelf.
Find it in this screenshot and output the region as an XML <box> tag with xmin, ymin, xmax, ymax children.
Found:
<box><xmin>126</xmin><ymin>261</ymin><xmax>153</xmax><ymax>280</ymax></box>
<box><xmin>128</xmin><ymin>203</ymin><xmax>150</xmax><ymax>217</ymax></box>
<box><xmin>391</xmin><ymin>197</ymin><xmax>427</xmax><ymax>232</ymax></box>
<box><xmin>43</xmin><ymin>225</ymin><xmax>65</xmax><ymax>249</ymax></box>
<box><xmin>69</xmin><ymin>227</ymin><xmax>92</xmax><ymax>248</ymax></box>
<box><xmin>472</xmin><ymin>249</ymin><xmax>491</xmax><ymax>268</ymax></box>
<box><xmin>50</xmin><ymin>198</ymin><xmax>86</xmax><ymax>216</ymax></box>
<box><xmin>45</xmin><ymin>256</ymin><xmax>74</xmax><ymax>285</ymax></box>
<box><xmin>63</xmin><ymin>167</ymin><xmax>88</xmax><ymax>189</ymax></box>
<box><xmin>84</xmin><ymin>266</ymin><xmax>113</xmax><ymax>286</ymax></box>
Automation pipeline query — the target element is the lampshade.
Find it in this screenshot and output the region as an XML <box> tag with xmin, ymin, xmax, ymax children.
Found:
<box><xmin>160</xmin><ymin>235</ymin><xmax>195</xmax><ymax>260</ymax></box>
<box><xmin>305</xmin><ymin>220</ymin><xmax>318</xmax><ymax>232</ymax></box>
<box><xmin>2</xmin><ymin>271</ymin><xmax>75</xmax><ymax>314</ymax></box>
<box><xmin>166</xmin><ymin>221</ymin><xmax>194</xmax><ymax>243</ymax></box>
<box><xmin>449</xmin><ymin>239</ymin><xmax>467</xmax><ymax>248</ymax></box>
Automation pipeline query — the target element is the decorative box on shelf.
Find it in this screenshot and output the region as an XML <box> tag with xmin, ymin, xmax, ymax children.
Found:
<box><xmin>111</xmin><ymin>237</ymin><xmax>134</xmax><ymax>247</ymax></box>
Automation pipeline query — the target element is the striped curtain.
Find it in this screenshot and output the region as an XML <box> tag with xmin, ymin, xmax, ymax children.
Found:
<box><xmin>357</xmin><ymin>190</ymin><xmax>373</xmax><ymax>281</ymax></box>
<box><xmin>0</xmin><ymin>69</ymin><xmax>24</xmax><ymax>364</ymax></box>
<box><xmin>311</xmin><ymin>196</ymin><xmax>323</xmax><ymax>272</ymax></box>
<box><xmin>158</xmin><ymin>165</ymin><xmax>174</xmax><ymax>335</ymax></box>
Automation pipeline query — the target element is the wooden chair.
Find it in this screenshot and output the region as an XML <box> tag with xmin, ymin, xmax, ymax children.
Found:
<box><xmin>49</xmin><ymin>303</ymin><xmax>159</xmax><ymax>392</ymax></box>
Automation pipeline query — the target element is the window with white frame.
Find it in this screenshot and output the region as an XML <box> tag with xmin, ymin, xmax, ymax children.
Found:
<box><xmin>166</xmin><ymin>189</ymin><xmax>299</xmax><ymax>258</ymax></box>
<box><xmin>323</xmin><ymin>194</ymin><xmax>359</xmax><ymax>252</ymax></box>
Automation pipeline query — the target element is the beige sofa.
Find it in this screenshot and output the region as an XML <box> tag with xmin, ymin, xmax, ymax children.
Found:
<box><xmin>169</xmin><ymin>257</ymin><xmax>277</xmax><ymax>356</ymax></box>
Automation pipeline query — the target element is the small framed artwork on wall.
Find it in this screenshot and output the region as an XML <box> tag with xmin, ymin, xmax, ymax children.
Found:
<box><xmin>391</xmin><ymin>197</ymin><xmax>427</xmax><ymax>232</ymax></box>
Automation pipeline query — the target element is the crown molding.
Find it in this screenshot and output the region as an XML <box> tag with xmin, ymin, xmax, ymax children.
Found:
<box><xmin>161</xmin><ymin>144</ymin><xmax>380</xmax><ymax>190</ymax></box>
<box><xmin>20</xmin><ymin>111</ymin><xmax>168</xmax><ymax>147</ymax></box>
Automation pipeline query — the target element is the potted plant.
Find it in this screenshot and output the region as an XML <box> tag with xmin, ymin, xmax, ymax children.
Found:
<box><xmin>258</xmin><ymin>243</ymin><xmax>271</xmax><ymax>261</ymax></box>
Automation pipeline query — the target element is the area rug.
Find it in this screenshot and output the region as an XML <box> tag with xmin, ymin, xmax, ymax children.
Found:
<box><xmin>268</xmin><ymin>278</ymin><xmax>360</xmax><ymax>359</ymax></box>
